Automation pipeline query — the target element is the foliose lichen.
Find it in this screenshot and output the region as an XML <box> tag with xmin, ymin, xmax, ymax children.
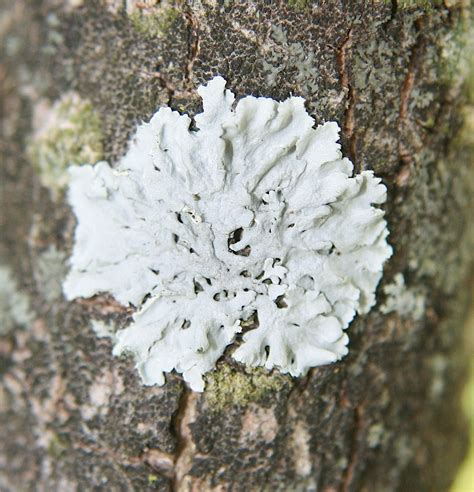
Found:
<box><xmin>63</xmin><ymin>77</ymin><xmax>392</xmax><ymax>391</ymax></box>
<box><xmin>90</xmin><ymin>319</ymin><xmax>116</xmax><ymax>339</ymax></box>
<box><xmin>27</xmin><ymin>92</ymin><xmax>104</xmax><ymax>197</ymax></box>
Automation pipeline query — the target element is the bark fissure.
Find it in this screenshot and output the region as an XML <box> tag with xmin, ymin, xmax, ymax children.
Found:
<box><xmin>75</xmin><ymin>294</ymin><xmax>133</xmax><ymax>316</ymax></box>
<box><xmin>142</xmin><ymin>8</ymin><xmax>201</xmax><ymax>107</ymax></box>
<box><xmin>183</xmin><ymin>7</ymin><xmax>201</xmax><ymax>90</ymax></box>
<box><xmin>171</xmin><ymin>388</ymin><xmax>199</xmax><ymax>492</ymax></box>
<box><xmin>341</xmin><ymin>404</ymin><xmax>364</xmax><ymax>492</ymax></box>
<box><xmin>142</xmin><ymin>448</ymin><xmax>176</xmax><ymax>480</ymax></box>
<box><xmin>336</xmin><ymin>27</ymin><xmax>357</xmax><ymax>166</ymax></box>
<box><xmin>398</xmin><ymin>17</ymin><xmax>427</xmax><ymax>169</ymax></box>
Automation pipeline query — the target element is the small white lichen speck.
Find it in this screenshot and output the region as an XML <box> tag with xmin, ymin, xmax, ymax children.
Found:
<box><xmin>63</xmin><ymin>77</ymin><xmax>392</xmax><ymax>391</ymax></box>
<box><xmin>380</xmin><ymin>273</ymin><xmax>425</xmax><ymax>321</ymax></box>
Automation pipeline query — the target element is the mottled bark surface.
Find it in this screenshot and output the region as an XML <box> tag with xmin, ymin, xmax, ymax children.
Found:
<box><xmin>0</xmin><ymin>1</ymin><xmax>473</xmax><ymax>491</ymax></box>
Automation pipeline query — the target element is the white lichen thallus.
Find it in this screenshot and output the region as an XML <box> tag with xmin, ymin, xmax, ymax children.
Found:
<box><xmin>63</xmin><ymin>77</ymin><xmax>392</xmax><ymax>391</ymax></box>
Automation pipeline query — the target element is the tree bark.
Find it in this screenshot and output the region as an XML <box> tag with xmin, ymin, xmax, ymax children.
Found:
<box><xmin>1</xmin><ymin>1</ymin><xmax>473</xmax><ymax>491</ymax></box>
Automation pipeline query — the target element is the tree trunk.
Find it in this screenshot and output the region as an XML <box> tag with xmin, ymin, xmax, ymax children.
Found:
<box><xmin>1</xmin><ymin>1</ymin><xmax>473</xmax><ymax>491</ymax></box>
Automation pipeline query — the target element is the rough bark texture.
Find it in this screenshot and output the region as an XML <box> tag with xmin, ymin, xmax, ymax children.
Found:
<box><xmin>1</xmin><ymin>1</ymin><xmax>473</xmax><ymax>491</ymax></box>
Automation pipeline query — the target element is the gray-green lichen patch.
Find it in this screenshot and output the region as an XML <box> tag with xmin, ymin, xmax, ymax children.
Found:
<box><xmin>128</xmin><ymin>6</ymin><xmax>181</xmax><ymax>38</ymax></box>
<box><xmin>397</xmin><ymin>0</ymin><xmax>447</xmax><ymax>10</ymax></box>
<box><xmin>367</xmin><ymin>422</ymin><xmax>387</xmax><ymax>448</ymax></box>
<box><xmin>47</xmin><ymin>434</ymin><xmax>69</xmax><ymax>460</ymax></box>
<box><xmin>260</xmin><ymin>25</ymin><xmax>344</xmax><ymax>122</ymax></box>
<box><xmin>286</xmin><ymin>0</ymin><xmax>310</xmax><ymax>10</ymax></box>
<box><xmin>380</xmin><ymin>273</ymin><xmax>426</xmax><ymax>320</ymax></box>
<box><xmin>33</xmin><ymin>245</ymin><xmax>68</xmax><ymax>303</ymax></box>
<box><xmin>436</xmin><ymin>5</ymin><xmax>473</xmax><ymax>91</ymax></box>
<box><xmin>398</xmin><ymin>103</ymin><xmax>474</xmax><ymax>295</ymax></box>
<box><xmin>429</xmin><ymin>354</ymin><xmax>448</xmax><ymax>400</ymax></box>
<box><xmin>204</xmin><ymin>364</ymin><xmax>289</xmax><ymax>411</ymax></box>
<box><xmin>0</xmin><ymin>265</ymin><xmax>34</xmax><ymax>334</ymax></box>
<box><xmin>401</xmin><ymin>160</ymin><xmax>473</xmax><ymax>295</ymax></box>
<box><xmin>262</xmin><ymin>26</ymin><xmax>319</xmax><ymax>94</ymax></box>
<box><xmin>27</xmin><ymin>92</ymin><xmax>104</xmax><ymax>198</ymax></box>
<box><xmin>376</xmin><ymin>0</ymin><xmax>445</xmax><ymax>10</ymax></box>
<box><xmin>42</xmin><ymin>12</ymin><xmax>65</xmax><ymax>59</ymax></box>
<box><xmin>350</xmin><ymin>17</ymin><xmax>417</xmax><ymax>173</ymax></box>
<box><xmin>385</xmin><ymin>14</ymin><xmax>474</xmax><ymax>296</ymax></box>
<box><xmin>350</xmin><ymin>6</ymin><xmax>470</xmax><ymax>174</ymax></box>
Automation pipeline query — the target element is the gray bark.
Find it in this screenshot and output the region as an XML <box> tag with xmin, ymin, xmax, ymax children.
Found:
<box><xmin>0</xmin><ymin>1</ymin><xmax>473</xmax><ymax>491</ymax></box>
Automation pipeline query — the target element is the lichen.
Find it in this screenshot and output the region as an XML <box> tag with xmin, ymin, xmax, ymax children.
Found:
<box><xmin>255</xmin><ymin>23</ymin><xmax>346</xmax><ymax>125</ymax></box>
<box><xmin>287</xmin><ymin>0</ymin><xmax>310</xmax><ymax>9</ymax></box>
<box><xmin>380</xmin><ymin>273</ymin><xmax>426</xmax><ymax>320</ymax></box>
<box><xmin>394</xmin><ymin>16</ymin><xmax>474</xmax><ymax>293</ymax></box>
<box><xmin>27</xmin><ymin>93</ymin><xmax>104</xmax><ymax>198</ymax></box>
<box><xmin>147</xmin><ymin>474</ymin><xmax>159</xmax><ymax>484</ymax></box>
<box><xmin>0</xmin><ymin>265</ymin><xmax>34</xmax><ymax>334</ymax></box>
<box><xmin>367</xmin><ymin>423</ymin><xmax>386</xmax><ymax>448</ymax></box>
<box><xmin>204</xmin><ymin>365</ymin><xmax>289</xmax><ymax>410</ymax></box>
<box><xmin>398</xmin><ymin>0</ymin><xmax>446</xmax><ymax>9</ymax></box>
<box><xmin>90</xmin><ymin>319</ymin><xmax>116</xmax><ymax>339</ymax></box>
<box><xmin>351</xmin><ymin>31</ymin><xmax>411</xmax><ymax>130</ymax></box>
<box><xmin>33</xmin><ymin>246</ymin><xmax>68</xmax><ymax>303</ymax></box>
<box><xmin>437</xmin><ymin>8</ymin><xmax>472</xmax><ymax>89</ymax></box>
<box><xmin>63</xmin><ymin>76</ymin><xmax>392</xmax><ymax>391</ymax></box>
<box><xmin>47</xmin><ymin>434</ymin><xmax>68</xmax><ymax>460</ymax></box>
<box><xmin>129</xmin><ymin>6</ymin><xmax>180</xmax><ymax>38</ymax></box>
<box><xmin>376</xmin><ymin>0</ymin><xmax>443</xmax><ymax>9</ymax></box>
<box><xmin>402</xmin><ymin>138</ymin><xmax>474</xmax><ymax>295</ymax></box>
<box><xmin>429</xmin><ymin>354</ymin><xmax>448</xmax><ymax>400</ymax></box>
<box><xmin>261</xmin><ymin>26</ymin><xmax>321</xmax><ymax>97</ymax></box>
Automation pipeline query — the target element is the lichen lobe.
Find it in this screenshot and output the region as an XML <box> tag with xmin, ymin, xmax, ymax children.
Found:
<box><xmin>63</xmin><ymin>76</ymin><xmax>392</xmax><ymax>391</ymax></box>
